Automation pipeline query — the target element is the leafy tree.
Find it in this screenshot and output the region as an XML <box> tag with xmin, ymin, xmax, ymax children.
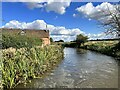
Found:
<box><xmin>50</xmin><ymin>37</ymin><xmax>53</xmax><ymax>42</ymax></box>
<box><xmin>59</xmin><ymin>40</ymin><xmax>64</xmax><ymax>42</ymax></box>
<box><xmin>76</xmin><ymin>34</ymin><xmax>88</xmax><ymax>47</ymax></box>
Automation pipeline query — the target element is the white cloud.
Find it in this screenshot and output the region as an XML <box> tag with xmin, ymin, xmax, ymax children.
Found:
<box><xmin>73</xmin><ymin>14</ymin><xmax>76</xmax><ymax>17</ymax></box>
<box><xmin>3</xmin><ymin>0</ymin><xmax>120</xmax><ymax>2</ymax></box>
<box><xmin>87</xmin><ymin>33</ymin><xmax>105</xmax><ymax>40</ymax></box>
<box><xmin>87</xmin><ymin>32</ymin><xmax>116</xmax><ymax>40</ymax></box>
<box><xmin>51</xmin><ymin>35</ymin><xmax>76</xmax><ymax>42</ymax></box>
<box><xmin>4</xmin><ymin>20</ymin><xmax>27</xmax><ymax>29</ymax></box>
<box><xmin>26</xmin><ymin>20</ymin><xmax>47</xmax><ymax>29</ymax></box>
<box><xmin>2</xmin><ymin>20</ymin><xmax>83</xmax><ymax>41</ymax></box>
<box><xmin>3</xmin><ymin>20</ymin><xmax>114</xmax><ymax>41</ymax></box>
<box><xmin>45</xmin><ymin>0</ymin><xmax>71</xmax><ymax>14</ymax></box>
<box><xmin>76</xmin><ymin>2</ymin><xmax>118</xmax><ymax>21</ymax></box>
<box><xmin>75</xmin><ymin>2</ymin><xmax>119</xmax><ymax>39</ymax></box>
<box><xmin>27</xmin><ymin>0</ymin><xmax>71</xmax><ymax>14</ymax></box>
<box><xmin>4</xmin><ymin>0</ymin><xmax>71</xmax><ymax>14</ymax></box>
<box><xmin>25</xmin><ymin>2</ymin><xmax>44</xmax><ymax>9</ymax></box>
<box><xmin>76</xmin><ymin>2</ymin><xmax>95</xmax><ymax>16</ymax></box>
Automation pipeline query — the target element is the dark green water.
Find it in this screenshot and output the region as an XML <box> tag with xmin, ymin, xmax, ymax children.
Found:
<box><xmin>17</xmin><ymin>48</ymin><xmax>119</xmax><ymax>88</ymax></box>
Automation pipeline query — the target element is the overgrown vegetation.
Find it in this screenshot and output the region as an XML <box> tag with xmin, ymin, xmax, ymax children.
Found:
<box><xmin>82</xmin><ymin>41</ymin><xmax>120</xmax><ymax>59</ymax></box>
<box><xmin>2</xmin><ymin>46</ymin><xmax>63</xmax><ymax>89</ymax></box>
<box><xmin>50</xmin><ymin>37</ymin><xmax>53</xmax><ymax>42</ymax></box>
<box><xmin>2</xmin><ymin>34</ymin><xmax>43</xmax><ymax>49</ymax></box>
<box><xmin>76</xmin><ymin>34</ymin><xmax>88</xmax><ymax>47</ymax></box>
<box><xmin>63</xmin><ymin>40</ymin><xmax>120</xmax><ymax>59</ymax></box>
<box><xmin>62</xmin><ymin>42</ymin><xmax>77</xmax><ymax>47</ymax></box>
<box><xmin>1</xmin><ymin>33</ymin><xmax>64</xmax><ymax>89</ymax></box>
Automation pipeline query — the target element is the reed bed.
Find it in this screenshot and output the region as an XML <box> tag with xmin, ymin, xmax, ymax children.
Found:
<box><xmin>1</xmin><ymin>45</ymin><xmax>64</xmax><ymax>89</ymax></box>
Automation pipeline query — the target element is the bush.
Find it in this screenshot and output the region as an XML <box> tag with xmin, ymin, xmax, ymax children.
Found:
<box><xmin>2</xmin><ymin>34</ymin><xmax>42</xmax><ymax>49</ymax></box>
<box><xmin>63</xmin><ymin>42</ymin><xmax>77</xmax><ymax>47</ymax></box>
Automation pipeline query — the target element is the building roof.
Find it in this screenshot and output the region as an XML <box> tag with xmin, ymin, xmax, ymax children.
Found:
<box><xmin>1</xmin><ymin>28</ymin><xmax>49</xmax><ymax>38</ymax></box>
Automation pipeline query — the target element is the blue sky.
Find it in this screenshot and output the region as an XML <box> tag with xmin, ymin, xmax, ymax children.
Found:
<box><xmin>2</xmin><ymin>1</ymin><xmax>119</xmax><ymax>41</ymax></box>
<box><xmin>2</xmin><ymin>2</ymin><xmax>103</xmax><ymax>33</ymax></box>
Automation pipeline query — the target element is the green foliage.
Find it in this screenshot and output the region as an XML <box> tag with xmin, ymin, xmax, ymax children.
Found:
<box><xmin>2</xmin><ymin>46</ymin><xmax>63</xmax><ymax>88</ymax></box>
<box><xmin>2</xmin><ymin>34</ymin><xmax>42</xmax><ymax>49</ymax></box>
<box><xmin>50</xmin><ymin>37</ymin><xmax>53</xmax><ymax>42</ymax></box>
<box><xmin>1</xmin><ymin>30</ymin><xmax>64</xmax><ymax>89</ymax></box>
<box><xmin>55</xmin><ymin>40</ymin><xmax>64</xmax><ymax>42</ymax></box>
<box><xmin>62</xmin><ymin>42</ymin><xmax>77</xmax><ymax>48</ymax></box>
<box><xmin>76</xmin><ymin>34</ymin><xmax>88</xmax><ymax>43</ymax></box>
<box><xmin>59</xmin><ymin>40</ymin><xmax>64</xmax><ymax>42</ymax></box>
<box><xmin>83</xmin><ymin>41</ymin><xmax>120</xmax><ymax>59</ymax></box>
<box><xmin>76</xmin><ymin>34</ymin><xmax>88</xmax><ymax>47</ymax></box>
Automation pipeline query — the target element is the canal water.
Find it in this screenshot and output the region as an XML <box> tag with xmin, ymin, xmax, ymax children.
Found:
<box><xmin>17</xmin><ymin>47</ymin><xmax>119</xmax><ymax>88</ymax></box>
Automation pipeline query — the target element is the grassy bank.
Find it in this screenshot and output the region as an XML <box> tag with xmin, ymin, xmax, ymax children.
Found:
<box><xmin>82</xmin><ymin>41</ymin><xmax>120</xmax><ymax>59</ymax></box>
<box><xmin>63</xmin><ymin>41</ymin><xmax>120</xmax><ymax>59</ymax></box>
<box><xmin>1</xmin><ymin>45</ymin><xmax>64</xmax><ymax>89</ymax></box>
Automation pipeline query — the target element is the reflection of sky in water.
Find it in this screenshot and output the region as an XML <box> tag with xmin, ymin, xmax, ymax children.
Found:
<box><xmin>16</xmin><ymin>48</ymin><xmax>119</xmax><ymax>88</ymax></box>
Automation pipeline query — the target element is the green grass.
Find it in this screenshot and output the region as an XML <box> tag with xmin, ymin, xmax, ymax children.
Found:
<box><xmin>62</xmin><ymin>40</ymin><xmax>120</xmax><ymax>59</ymax></box>
<box><xmin>1</xmin><ymin>45</ymin><xmax>63</xmax><ymax>89</ymax></box>
<box><xmin>83</xmin><ymin>41</ymin><xmax>120</xmax><ymax>58</ymax></box>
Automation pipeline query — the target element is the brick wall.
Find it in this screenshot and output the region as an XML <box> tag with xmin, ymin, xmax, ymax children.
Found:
<box><xmin>42</xmin><ymin>38</ymin><xmax>50</xmax><ymax>45</ymax></box>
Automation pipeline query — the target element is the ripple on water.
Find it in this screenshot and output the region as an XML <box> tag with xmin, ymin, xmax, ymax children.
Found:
<box><xmin>79</xmin><ymin>75</ymin><xmax>83</xmax><ymax>79</ymax></box>
<box><xmin>99</xmin><ymin>69</ymin><xmax>113</xmax><ymax>74</ymax></box>
<box><xmin>75</xmin><ymin>78</ymin><xmax>87</xmax><ymax>87</ymax></box>
<box><xmin>16</xmin><ymin>48</ymin><xmax>118</xmax><ymax>88</ymax></box>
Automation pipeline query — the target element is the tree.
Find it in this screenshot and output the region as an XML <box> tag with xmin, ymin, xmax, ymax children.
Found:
<box><xmin>94</xmin><ymin>3</ymin><xmax>120</xmax><ymax>39</ymax></box>
<box><xmin>55</xmin><ymin>40</ymin><xmax>64</xmax><ymax>42</ymax></box>
<box><xmin>59</xmin><ymin>40</ymin><xmax>64</xmax><ymax>42</ymax></box>
<box><xmin>50</xmin><ymin>37</ymin><xmax>53</xmax><ymax>42</ymax></box>
<box><xmin>76</xmin><ymin>34</ymin><xmax>88</xmax><ymax>47</ymax></box>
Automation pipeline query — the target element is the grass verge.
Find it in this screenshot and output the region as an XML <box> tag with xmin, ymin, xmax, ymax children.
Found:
<box><xmin>82</xmin><ymin>41</ymin><xmax>120</xmax><ymax>59</ymax></box>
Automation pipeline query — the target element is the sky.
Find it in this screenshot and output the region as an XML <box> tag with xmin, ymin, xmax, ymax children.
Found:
<box><xmin>1</xmin><ymin>0</ymin><xmax>120</xmax><ymax>41</ymax></box>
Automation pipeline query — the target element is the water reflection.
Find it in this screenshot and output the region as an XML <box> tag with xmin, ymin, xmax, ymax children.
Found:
<box><xmin>16</xmin><ymin>48</ymin><xmax>119</xmax><ymax>88</ymax></box>
<box><xmin>76</xmin><ymin>48</ymin><xmax>87</xmax><ymax>54</ymax></box>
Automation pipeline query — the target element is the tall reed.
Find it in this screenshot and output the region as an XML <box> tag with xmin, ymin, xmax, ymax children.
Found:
<box><xmin>2</xmin><ymin>45</ymin><xmax>64</xmax><ymax>89</ymax></box>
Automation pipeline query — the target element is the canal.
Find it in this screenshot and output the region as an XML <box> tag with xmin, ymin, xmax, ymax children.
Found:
<box><xmin>17</xmin><ymin>47</ymin><xmax>119</xmax><ymax>88</ymax></box>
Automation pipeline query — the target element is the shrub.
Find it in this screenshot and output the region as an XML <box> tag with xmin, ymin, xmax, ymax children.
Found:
<box><xmin>2</xmin><ymin>34</ymin><xmax>42</xmax><ymax>49</ymax></box>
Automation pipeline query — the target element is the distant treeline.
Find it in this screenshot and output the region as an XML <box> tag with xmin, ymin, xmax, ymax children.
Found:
<box><xmin>89</xmin><ymin>38</ymin><xmax>119</xmax><ymax>41</ymax></box>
